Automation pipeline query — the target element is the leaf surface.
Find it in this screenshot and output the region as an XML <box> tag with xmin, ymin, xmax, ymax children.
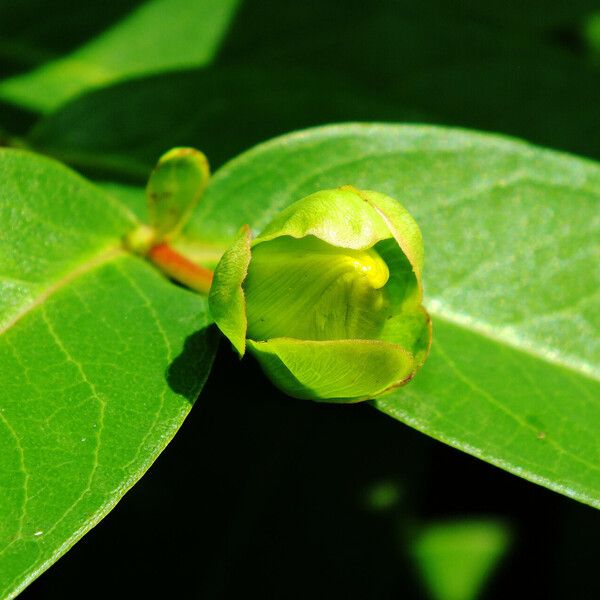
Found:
<box><xmin>184</xmin><ymin>123</ymin><xmax>600</xmax><ymax>507</ymax></box>
<box><xmin>0</xmin><ymin>150</ymin><xmax>217</xmax><ymax>598</ymax></box>
<box><xmin>0</xmin><ymin>0</ymin><xmax>239</xmax><ymax>113</ymax></box>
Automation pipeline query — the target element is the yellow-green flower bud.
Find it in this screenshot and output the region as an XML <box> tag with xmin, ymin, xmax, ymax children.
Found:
<box><xmin>209</xmin><ymin>186</ymin><xmax>431</xmax><ymax>402</ymax></box>
<box><xmin>245</xmin><ymin>236</ymin><xmax>390</xmax><ymax>341</ymax></box>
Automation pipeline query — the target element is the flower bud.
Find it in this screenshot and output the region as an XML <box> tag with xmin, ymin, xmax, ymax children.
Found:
<box><xmin>209</xmin><ymin>186</ymin><xmax>431</xmax><ymax>402</ymax></box>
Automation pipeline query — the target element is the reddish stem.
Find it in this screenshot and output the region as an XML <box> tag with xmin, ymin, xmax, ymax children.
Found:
<box><xmin>147</xmin><ymin>242</ymin><xmax>213</xmax><ymax>295</ymax></box>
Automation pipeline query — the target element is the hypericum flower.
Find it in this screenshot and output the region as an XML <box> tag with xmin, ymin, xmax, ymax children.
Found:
<box><xmin>209</xmin><ymin>186</ymin><xmax>431</xmax><ymax>402</ymax></box>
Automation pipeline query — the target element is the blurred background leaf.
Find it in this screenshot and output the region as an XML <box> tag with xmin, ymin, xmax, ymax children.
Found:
<box><xmin>18</xmin><ymin>0</ymin><xmax>600</xmax><ymax>184</ymax></box>
<box><xmin>28</xmin><ymin>65</ymin><xmax>422</xmax><ymax>181</ymax></box>
<box><xmin>0</xmin><ymin>0</ymin><xmax>239</xmax><ymax>112</ymax></box>
<box><xmin>584</xmin><ymin>11</ymin><xmax>600</xmax><ymax>57</ymax></box>
<box><xmin>0</xmin><ymin>0</ymin><xmax>139</xmax><ymax>77</ymax></box>
<box><xmin>411</xmin><ymin>519</ymin><xmax>511</xmax><ymax>600</ymax></box>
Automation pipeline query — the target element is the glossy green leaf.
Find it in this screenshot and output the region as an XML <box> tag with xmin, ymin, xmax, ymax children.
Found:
<box><xmin>0</xmin><ymin>0</ymin><xmax>239</xmax><ymax>113</ymax></box>
<box><xmin>0</xmin><ymin>149</ymin><xmax>218</xmax><ymax>598</ymax></box>
<box><xmin>183</xmin><ymin>123</ymin><xmax>600</xmax><ymax>508</ymax></box>
<box><xmin>412</xmin><ymin>519</ymin><xmax>511</xmax><ymax>600</ymax></box>
<box><xmin>97</xmin><ymin>181</ymin><xmax>148</xmax><ymax>221</ymax></box>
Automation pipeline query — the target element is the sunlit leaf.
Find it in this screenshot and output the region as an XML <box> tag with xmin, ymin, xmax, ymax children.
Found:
<box><xmin>0</xmin><ymin>149</ymin><xmax>217</xmax><ymax>597</ymax></box>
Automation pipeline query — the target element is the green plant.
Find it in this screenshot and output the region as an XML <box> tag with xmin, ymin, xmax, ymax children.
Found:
<box><xmin>209</xmin><ymin>186</ymin><xmax>430</xmax><ymax>401</ymax></box>
<box><xmin>0</xmin><ymin>1</ymin><xmax>598</xmax><ymax>598</ymax></box>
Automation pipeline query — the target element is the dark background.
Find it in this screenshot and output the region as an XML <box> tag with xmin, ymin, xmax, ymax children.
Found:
<box><xmin>3</xmin><ymin>0</ymin><xmax>600</xmax><ymax>598</ymax></box>
<box><xmin>19</xmin><ymin>344</ymin><xmax>600</xmax><ymax>599</ymax></box>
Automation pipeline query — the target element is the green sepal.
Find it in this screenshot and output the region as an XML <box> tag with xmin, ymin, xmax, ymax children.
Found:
<box><xmin>253</xmin><ymin>187</ymin><xmax>392</xmax><ymax>250</ymax></box>
<box><xmin>146</xmin><ymin>147</ymin><xmax>210</xmax><ymax>240</ymax></box>
<box><xmin>208</xmin><ymin>225</ymin><xmax>252</xmax><ymax>356</ymax></box>
<box><xmin>375</xmin><ymin>237</ymin><xmax>420</xmax><ymax>311</ymax></box>
<box><xmin>380</xmin><ymin>305</ymin><xmax>432</xmax><ymax>371</ymax></box>
<box><xmin>246</xmin><ymin>337</ymin><xmax>416</xmax><ymax>402</ymax></box>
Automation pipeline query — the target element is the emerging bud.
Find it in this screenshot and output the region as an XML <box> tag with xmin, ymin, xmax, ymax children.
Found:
<box><xmin>209</xmin><ymin>186</ymin><xmax>431</xmax><ymax>402</ymax></box>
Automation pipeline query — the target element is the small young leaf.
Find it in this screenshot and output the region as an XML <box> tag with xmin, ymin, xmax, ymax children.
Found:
<box><xmin>208</xmin><ymin>225</ymin><xmax>252</xmax><ymax>356</ymax></box>
<box><xmin>246</xmin><ymin>338</ymin><xmax>415</xmax><ymax>402</ymax></box>
<box><xmin>146</xmin><ymin>147</ymin><xmax>210</xmax><ymax>240</ymax></box>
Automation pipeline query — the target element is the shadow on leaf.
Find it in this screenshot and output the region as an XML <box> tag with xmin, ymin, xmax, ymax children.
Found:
<box><xmin>167</xmin><ymin>324</ymin><xmax>220</xmax><ymax>403</ymax></box>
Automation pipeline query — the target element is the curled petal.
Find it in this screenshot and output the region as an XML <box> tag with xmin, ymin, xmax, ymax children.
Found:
<box><xmin>247</xmin><ymin>337</ymin><xmax>416</xmax><ymax>402</ymax></box>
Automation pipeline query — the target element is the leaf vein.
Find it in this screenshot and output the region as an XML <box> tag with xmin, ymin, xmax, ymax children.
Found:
<box><xmin>434</xmin><ymin>337</ymin><xmax>600</xmax><ymax>475</ymax></box>
<box><xmin>39</xmin><ymin>305</ymin><xmax>106</xmax><ymax>539</ymax></box>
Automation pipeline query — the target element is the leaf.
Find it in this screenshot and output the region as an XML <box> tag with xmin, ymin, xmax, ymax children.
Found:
<box><xmin>208</xmin><ymin>225</ymin><xmax>251</xmax><ymax>356</ymax></box>
<box><xmin>145</xmin><ymin>148</ymin><xmax>210</xmax><ymax>240</ymax></box>
<box><xmin>28</xmin><ymin>65</ymin><xmax>412</xmax><ymax>180</ymax></box>
<box><xmin>0</xmin><ymin>149</ymin><xmax>218</xmax><ymax>598</ymax></box>
<box><xmin>584</xmin><ymin>11</ymin><xmax>600</xmax><ymax>55</ymax></box>
<box><xmin>182</xmin><ymin>123</ymin><xmax>600</xmax><ymax>508</ymax></box>
<box><xmin>0</xmin><ymin>0</ymin><xmax>140</xmax><ymax>75</ymax></box>
<box><xmin>412</xmin><ymin>518</ymin><xmax>511</xmax><ymax>600</ymax></box>
<box><xmin>0</xmin><ymin>0</ymin><xmax>240</xmax><ymax>113</ymax></box>
<box><xmin>97</xmin><ymin>181</ymin><xmax>148</xmax><ymax>221</ymax></box>
<box><xmin>27</xmin><ymin>13</ymin><xmax>600</xmax><ymax>182</ymax></box>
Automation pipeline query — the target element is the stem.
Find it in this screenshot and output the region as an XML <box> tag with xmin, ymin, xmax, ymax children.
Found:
<box><xmin>147</xmin><ymin>242</ymin><xmax>214</xmax><ymax>295</ymax></box>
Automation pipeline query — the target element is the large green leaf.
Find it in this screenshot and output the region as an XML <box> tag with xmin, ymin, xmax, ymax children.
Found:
<box><xmin>0</xmin><ymin>0</ymin><xmax>239</xmax><ymax>113</ymax></box>
<box><xmin>181</xmin><ymin>123</ymin><xmax>600</xmax><ymax>508</ymax></box>
<box><xmin>0</xmin><ymin>149</ymin><xmax>217</xmax><ymax>598</ymax></box>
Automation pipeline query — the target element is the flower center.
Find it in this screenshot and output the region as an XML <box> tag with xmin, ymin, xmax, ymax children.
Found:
<box><xmin>244</xmin><ymin>235</ymin><xmax>390</xmax><ymax>341</ymax></box>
